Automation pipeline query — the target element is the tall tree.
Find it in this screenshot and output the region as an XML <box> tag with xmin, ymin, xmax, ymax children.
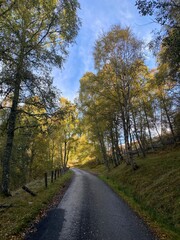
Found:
<box><xmin>154</xmin><ymin>64</ymin><xmax>177</xmax><ymax>142</ymax></box>
<box><xmin>79</xmin><ymin>72</ymin><xmax>111</xmax><ymax>169</ymax></box>
<box><xmin>94</xmin><ymin>25</ymin><xmax>143</xmax><ymax>169</ymax></box>
<box><xmin>0</xmin><ymin>0</ymin><xmax>80</xmax><ymax>195</ymax></box>
<box><xmin>135</xmin><ymin>0</ymin><xmax>180</xmax><ymax>81</ymax></box>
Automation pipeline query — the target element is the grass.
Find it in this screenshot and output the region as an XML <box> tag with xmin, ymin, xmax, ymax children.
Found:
<box><xmin>0</xmin><ymin>170</ymin><xmax>73</xmax><ymax>240</ymax></box>
<box><xmin>81</xmin><ymin>147</ymin><xmax>180</xmax><ymax>240</ymax></box>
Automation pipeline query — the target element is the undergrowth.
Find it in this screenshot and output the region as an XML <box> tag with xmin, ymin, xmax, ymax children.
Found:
<box><xmin>0</xmin><ymin>171</ymin><xmax>73</xmax><ymax>240</ymax></box>
<box><xmin>81</xmin><ymin>148</ymin><xmax>180</xmax><ymax>240</ymax></box>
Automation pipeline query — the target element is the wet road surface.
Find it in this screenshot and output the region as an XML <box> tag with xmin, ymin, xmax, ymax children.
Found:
<box><xmin>26</xmin><ymin>168</ymin><xmax>157</xmax><ymax>240</ymax></box>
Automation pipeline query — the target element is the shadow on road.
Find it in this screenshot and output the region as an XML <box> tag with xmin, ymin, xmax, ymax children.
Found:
<box><xmin>25</xmin><ymin>208</ymin><xmax>65</xmax><ymax>240</ymax></box>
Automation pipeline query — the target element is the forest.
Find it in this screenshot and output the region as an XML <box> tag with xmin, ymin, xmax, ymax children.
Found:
<box><xmin>0</xmin><ymin>0</ymin><xmax>179</xmax><ymax>199</ymax></box>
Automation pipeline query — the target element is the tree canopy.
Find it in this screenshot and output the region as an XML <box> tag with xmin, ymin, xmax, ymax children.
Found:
<box><xmin>0</xmin><ymin>0</ymin><xmax>80</xmax><ymax>195</ymax></box>
<box><xmin>135</xmin><ymin>0</ymin><xmax>180</xmax><ymax>81</ymax></box>
<box><xmin>78</xmin><ymin>24</ymin><xmax>179</xmax><ymax>171</ymax></box>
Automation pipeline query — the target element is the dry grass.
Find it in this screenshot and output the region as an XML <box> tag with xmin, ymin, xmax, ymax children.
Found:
<box><xmin>0</xmin><ymin>171</ymin><xmax>73</xmax><ymax>240</ymax></box>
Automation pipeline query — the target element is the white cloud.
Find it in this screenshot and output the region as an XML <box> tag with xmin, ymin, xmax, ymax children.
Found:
<box><xmin>52</xmin><ymin>0</ymin><xmax>159</xmax><ymax>101</ymax></box>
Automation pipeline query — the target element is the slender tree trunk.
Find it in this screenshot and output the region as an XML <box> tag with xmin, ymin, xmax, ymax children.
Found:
<box><xmin>129</xmin><ymin>129</ymin><xmax>133</xmax><ymax>151</ymax></box>
<box><xmin>1</xmin><ymin>78</ymin><xmax>21</xmax><ymax>195</ymax></box>
<box><xmin>123</xmin><ymin>118</ymin><xmax>132</xmax><ymax>165</ymax></box>
<box><xmin>95</xmin><ymin>118</ymin><xmax>109</xmax><ymax>170</ymax></box>
<box><xmin>63</xmin><ymin>139</ymin><xmax>67</xmax><ymax>170</ymax></box>
<box><xmin>162</xmin><ymin>97</ymin><xmax>176</xmax><ymax>143</ymax></box>
<box><xmin>65</xmin><ymin>145</ymin><xmax>70</xmax><ymax>167</ymax></box>
<box><xmin>97</xmin><ymin>132</ymin><xmax>109</xmax><ymax>170</ymax></box>
<box><xmin>132</xmin><ymin>110</ymin><xmax>146</xmax><ymax>157</ymax></box>
<box><xmin>143</xmin><ymin>102</ymin><xmax>154</xmax><ymax>151</ymax></box>
<box><xmin>28</xmin><ymin>148</ymin><xmax>35</xmax><ymax>182</ymax></box>
<box><xmin>132</xmin><ymin>132</ymin><xmax>140</xmax><ymax>157</ymax></box>
<box><xmin>139</xmin><ymin>110</ymin><xmax>148</xmax><ymax>150</ymax></box>
<box><xmin>114</xmin><ymin>123</ymin><xmax>123</xmax><ymax>163</ymax></box>
<box><xmin>119</xmin><ymin>136</ymin><xmax>124</xmax><ymax>156</ymax></box>
<box><xmin>50</xmin><ymin>139</ymin><xmax>55</xmax><ymax>165</ymax></box>
<box><xmin>100</xmin><ymin>135</ymin><xmax>109</xmax><ymax>170</ymax></box>
<box><xmin>153</xmin><ymin>121</ymin><xmax>164</xmax><ymax>146</ymax></box>
<box><xmin>59</xmin><ymin>144</ymin><xmax>63</xmax><ymax>168</ymax></box>
<box><xmin>121</xmin><ymin>110</ymin><xmax>133</xmax><ymax>167</ymax></box>
<box><xmin>124</xmin><ymin>128</ymin><xmax>131</xmax><ymax>165</ymax></box>
<box><xmin>110</xmin><ymin>127</ymin><xmax>118</xmax><ymax>167</ymax></box>
<box><xmin>122</xmin><ymin>111</ymin><xmax>138</xmax><ymax>170</ymax></box>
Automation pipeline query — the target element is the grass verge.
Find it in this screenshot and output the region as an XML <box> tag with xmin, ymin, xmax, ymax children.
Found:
<box><xmin>80</xmin><ymin>148</ymin><xmax>180</xmax><ymax>240</ymax></box>
<box><xmin>0</xmin><ymin>170</ymin><xmax>73</xmax><ymax>240</ymax></box>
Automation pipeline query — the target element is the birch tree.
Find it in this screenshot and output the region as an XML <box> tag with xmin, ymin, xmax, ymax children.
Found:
<box><xmin>94</xmin><ymin>25</ymin><xmax>143</xmax><ymax>169</ymax></box>
<box><xmin>0</xmin><ymin>0</ymin><xmax>80</xmax><ymax>195</ymax></box>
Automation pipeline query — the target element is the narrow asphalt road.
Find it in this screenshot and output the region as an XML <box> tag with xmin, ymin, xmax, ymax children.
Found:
<box><xmin>26</xmin><ymin>168</ymin><xmax>157</xmax><ymax>240</ymax></box>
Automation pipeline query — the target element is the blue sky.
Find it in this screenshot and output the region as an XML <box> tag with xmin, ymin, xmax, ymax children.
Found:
<box><xmin>52</xmin><ymin>0</ymin><xmax>159</xmax><ymax>101</ymax></box>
